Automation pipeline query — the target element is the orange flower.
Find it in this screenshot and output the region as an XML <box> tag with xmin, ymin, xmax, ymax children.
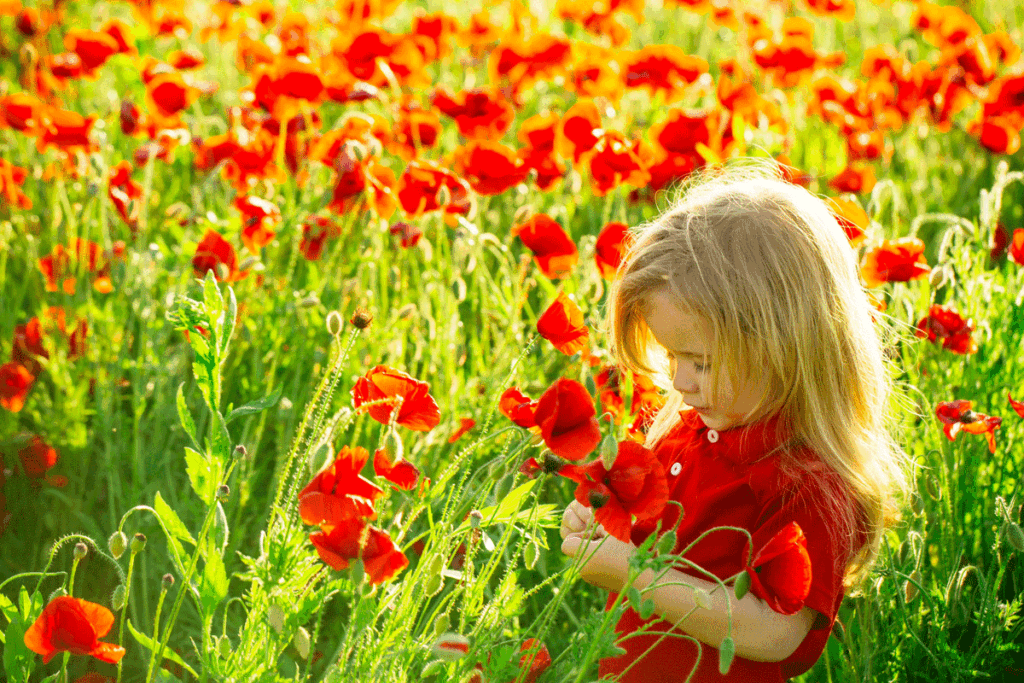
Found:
<box><xmin>448</xmin><ymin>417</ymin><xmax>476</xmax><ymax>444</ymax></box>
<box><xmin>859</xmin><ymin>237</ymin><xmax>930</xmax><ymax>287</ymax></box>
<box><xmin>935</xmin><ymin>400</ymin><xmax>1002</xmax><ymax>453</ymax></box>
<box><xmin>537</xmin><ymin>291</ymin><xmax>589</xmax><ymax>356</ymax></box>
<box><xmin>0</xmin><ymin>362</ymin><xmax>35</xmax><ymax>412</ymax></box>
<box><xmin>511</xmin><ymin>214</ymin><xmax>578</xmax><ymax>279</ymax></box>
<box><xmin>826</xmin><ymin>197</ymin><xmax>869</xmax><ymax>246</ymax></box>
<box><xmin>235</xmin><ymin>195</ymin><xmax>281</xmax><ymax>254</ymax></box>
<box><xmin>64</xmin><ymin>29</ymin><xmax>120</xmax><ymax>76</ymax></box>
<box><xmin>147</xmin><ymin>71</ymin><xmax>200</xmax><ymax>118</ymax></box>
<box><xmin>36</xmin><ymin>107</ymin><xmax>96</xmax><ymax>153</ymax></box>
<box><xmin>431</xmin><ymin>86</ymin><xmax>516</xmax><ymax>139</ymax></box>
<box><xmin>0</xmin><ymin>157</ymin><xmax>32</xmax><ymax>210</ymax></box>
<box><xmin>299</xmin><ymin>446</ymin><xmax>384</xmax><ymax>525</ymax></box>
<box><xmin>588</xmin><ymin>130</ymin><xmax>651</xmax><ymax>197</ymax></box>
<box><xmin>829</xmin><ymin>163</ymin><xmax>876</xmax><ymax>194</ymax></box>
<box><xmin>351</xmin><ymin>365</ymin><xmax>441</xmax><ymax>432</ymax></box>
<box><xmin>23</xmin><ymin>596</ymin><xmax>126</xmax><ymax>665</ymax></box>
<box><xmin>1009</xmin><ymin>394</ymin><xmax>1024</xmax><ymax>419</ymax></box>
<box><xmin>168</xmin><ymin>47</ymin><xmax>206</xmax><ymax>70</ymax></box>
<box><xmin>1</xmin><ymin>92</ymin><xmax>44</xmax><ymax>132</ymax></box>
<box><xmin>555</xmin><ymin>100</ymin><xmax>602</xmax><ymax>165</ymax></box>
<box><xmin>1009</xmin><ymin>228</ymin><xmax>1024</xmax><ymax>265</ymax></box>
<box><xmin>622</xmin><ymin>45</ymin><xmax>708</xmax><ymax>103</ymax></box>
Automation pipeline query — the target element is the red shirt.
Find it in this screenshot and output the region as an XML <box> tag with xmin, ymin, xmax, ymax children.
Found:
<box><xmin>599</xmin><ymin>408</ymin><xmax>864</xmax><ymax>682</ymax></box>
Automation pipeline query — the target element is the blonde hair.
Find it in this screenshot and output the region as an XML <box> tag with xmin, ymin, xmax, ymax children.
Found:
<box><xmin>607</xmin><ymin>158</ymin><xmax>913</xmax><ymax>589</ymax></box>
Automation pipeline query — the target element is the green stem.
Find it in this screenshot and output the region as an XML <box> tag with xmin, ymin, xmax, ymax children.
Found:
<box><xmin>144</xmin><ymin>585</ymin><xmax>171</xmax><ymax>683</ymax></box>
<box><xmin>116</xmin><ymin>549</ymin><xmax>141</xmax><ymax>683</ymax></box>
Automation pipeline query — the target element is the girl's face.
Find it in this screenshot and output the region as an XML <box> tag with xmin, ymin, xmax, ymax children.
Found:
<box><xmin>642</xmin><ymin>287</ymin><xmax>768</xmax><ymax>431</ymax></box>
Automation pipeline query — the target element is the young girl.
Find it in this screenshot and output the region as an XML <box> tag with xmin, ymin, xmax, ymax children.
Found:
<box><xmin>560</xmin><ymin>159</ymin><xmax>910</xmax><ymax>682</ymax></box>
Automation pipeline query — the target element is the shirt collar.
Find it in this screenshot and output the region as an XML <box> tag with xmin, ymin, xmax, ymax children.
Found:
<box><xmin>678</xmin><ymin>407</ymin><xmax>797</xmax><ymax>465</ymax></box>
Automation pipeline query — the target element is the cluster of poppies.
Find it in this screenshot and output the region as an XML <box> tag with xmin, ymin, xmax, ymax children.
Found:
<box><xmin>297</xmin><ymin>364</ymin><xmax>440</xmax><ymax>584</ymax></box>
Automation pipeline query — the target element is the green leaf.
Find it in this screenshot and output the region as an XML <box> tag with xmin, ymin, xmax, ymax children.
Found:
<box><xmin>209</xmin><ymin>410</ymin><xmax>232</xmax><ymax>461</ymax></box>
<box><xmin>221</xmin><ymin>284</ymin><xmax>237</xmax><ymax>361</ymax></box>
<box><xmin>176</xmin><ymin>383</ymin><xmax>199</xmax><ymax>449</ymax></box>
<box><xmin>185</xmin><ymin>447</ymin><xmax>221</xmax><ymax>505</ymax></box>
<box><xmin>225</xmin><ymin>387</ymin><xmax>282</xmax><ymax>424</ymax></box>
<box><xmin>153</xmin><ymin>492</ymin><xmax>195</xmax><ymax>574</ymax></box>
<box><xmin>212</xmin><ymin>501</ymin><xmax>229</xmax><ymax>554</ymax></box>
<box><xmin>3</xmin><ymin>591</ymin><xmax>36</xmax><ymax>682</ymax></box>
<box><xmin>198</xmin><ymin>538</ymin><xmax>228</xmax><ymax>617</ymax></box>
<box><xmin>128</xmin><ymin>618</ymin><xmax>199</xmax><ymax>679</ymax></box>
<box><xmin>455</xmin><ymin>480</ymin><xmax>539</xmax><ymax>534</ymax></box>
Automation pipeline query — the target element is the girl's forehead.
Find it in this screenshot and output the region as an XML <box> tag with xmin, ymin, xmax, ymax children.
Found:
<box><xmin>642</xmin><ymin>289</ymin><xmax>714</xmax><ymax>350</ymax></box>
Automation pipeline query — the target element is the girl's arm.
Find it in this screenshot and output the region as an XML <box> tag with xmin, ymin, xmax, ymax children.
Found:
<box><xmin>561</xmin><ymin>532</ymin><xmax>816</xmax><ymax>663</ymax></box>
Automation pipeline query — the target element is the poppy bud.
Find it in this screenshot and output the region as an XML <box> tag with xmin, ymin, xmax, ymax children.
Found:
<box><xmin>350</xmin><ymin>559</ymin><xmax>365</xmax><ymax>589</ymax></box>
<box><xmin>239</xmin><ymin>256</ymin><xmax>259</xmax><ymax>271</ymax></box>
<box><xmin>718</xmin><ymin>636</ymin><xmax>735</xmax><ymax>675</ymax></box>
<box><xmin>74</xmin><ymin>542</ymin><xmax>89</xmax><ymax>561</ymax></box>
<box><xmin>299</xmin><ymin>293</ymin><xmax>320</xmax><ymax>308</ymax></box>
<box><xmin>234</xmin><ymin>444</ymin><xmax>248</xmax><ymax>460</ymax></box>
<box><xmin>588</xmin><ymin>490</ymin><xmax>610</xmax><ymax>510</ymax></box>
<box><xmin>427</xmin><ymin>553</ymin><xmax>445</xmax><ymax>578</ymax></box>
<box><xmin>111</xmin><ymin>585</ymin><xmax>127</xmax><ymax>611</ymax></box>
<box><xmin>434</xmin><ymin>614</ymin><xmax>450</xmax><ymax>638</ymax></box>
<box><xmin>524</xmin><ymin>540</ymin><xmax>539</xmax><ymax>569</ymax></box>
<box><xmin>294</xmin><ymin>627</ymin><xmax>310</xmax><ymax>659</ymax></box>
<box><xmin>109</xmin><ymin>531</ymin><xmax>128</xmax><ymax>559</ymax></box>
<box><xmin>432</xmin><ymin>633</ymin><xmax>470</xmax><ymax>661</ymax></box>
<box><xmin>656</xmin><ymin>530</ymin><xmax>677</xmax><ymax>556</ymax></box>
<box><xmin>350</xmin><ymin>307</ymin><xmax>373</xmax><ymax>329</ymax></box>
<box><xmin>494</xmin><ymin>474</ymin><xmax>513</xmax><ymax>500</ymax></box>
<box><xmin>131</xmin><ymin>533</ymin><xmax>147</xmax><ymax>553</ymax></box>
<box><xmin>904</xmin><ymin>570</ymin><xmax>922</xmax><ymax>602</ymax></box>
<box><xmin>584</xmin><ymin>373</ymin><xmax>597</xmax><ymax>396</ymax></box>
<box><xmin>421</xmin><ymin>660</ymin><xmax>447</xmax><ymax>677</ymax></box>
<box><xmin>541</xmin><ymin>451</ymin><xmax>565</xmax><ymax>474</ymax></box>
<box><xmin>397</xmin><ymin>303</ymin><xmax>418</xmax><ymax>320</ymax></box>
<box><xmin>733</xmin><ymin>570</ymin><xmax>751</xmax><ymax>601</ymax></box>
<box><xmin>48</xmin><ymin>586</ymin><xmax>68</xmax><ymax>602</ymax></box>
<box><xmin>911</xmin><ymin>492</ymin><xmax>925</xmax><ymax>516</ymax></box>
<box><xmin>326</xmin><ymin>311</ymin><xmax>343</xmax><ymax>336</ymax></box>
<box><xmin>216</xmin><ymin>263</ymin><xmax>230</xmax><ymax>281</ymax></box>
<box><xmin>488</xmin><ymin>459</ymin><xmax>505</xmax><ymax>481</ymax></box>
<box><xmin>217</xmin><ymin>484</ymin><xmax>230</xmax><ymax>502</ymax></box>
<box><xmin>437</xmin><ymin>184</ymin><xmax>451</xmax><ymax>207</ymax></box>
<box><xmin>268</xmin><ymin>603</ymin><xmax>285</xmax><ymax>633</ymax></box>
<box><xmin>928</xmin><ymin>265</ymin><xmax>948</xmax><ymax>289</ymax></box>
<box><xmin>469</xmin><ymin>510</ymin><xmax>483</xmax><ymax>528</ymax></box>
<box><xmin>926</xmin><ymin>474</ymin><xmax>942</xmax><ymax>501</ymax></box>
<box><xmin>162</xmin><ymin>573</ymin><xmax>175</xmax><ymax>591</ymax></box>
<box><xmin>694</xmin><ymin>588</ymin><xmax>712</xmax><ymax>610</ymax></box>
<box><xmin>599</xmin><ymin>434</ymin><xmax>618</xmax><ymax>470</ymax></box>
<box><xmin>425</xmin><ymin>571</ymin><xmax>443</xmax><ymax>597</ymax></box>
<box><xmin>382</xmin><ymin>427</ymin><xmax>403</xmax><ymax>463</ymax></box>
<box><xmin>528</xmin><ymin>431</ymin><xmax>544</xmax><ymax>446</ymax></box>
<box><xmin>218</xmin><ymin>635</ymin><xmax>232</xmax><ymax>658</ymax></box>
<box><xmin>1006</xmin><ymin>523</ymin><xmax>1024</xmax><ymax>552</ymax></box>
<box><xmin>831</xmin><ymin>618</ymin><xmax>846</xmax><ymax>642</ymax></box>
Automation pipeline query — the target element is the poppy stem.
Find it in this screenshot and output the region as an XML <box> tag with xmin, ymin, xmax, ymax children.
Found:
<box><xmin>116</xmin><ymin>545</ymin><xmax>142</xmax><ymax>683</ymax></box>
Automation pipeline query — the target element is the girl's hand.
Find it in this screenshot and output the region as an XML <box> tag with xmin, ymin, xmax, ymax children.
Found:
<box><xmin>560</xmin><ymin>500</ymin><xmax>607</xmax><ymax>541</ymax></box>
<box><xmin>560</xmin><ymin>532</ymin><xmax>638</xmax><ymax>593</ymax></box>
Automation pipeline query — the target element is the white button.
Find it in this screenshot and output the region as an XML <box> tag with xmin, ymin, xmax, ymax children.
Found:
<box><xmin>670</xmin><ymin>462</ymin><xmax>682</xmax><ymax>476</ymax></box>
<box><xmin>707</xmin><ymin>429</ymin><xmax>719</xmax><ymax>443</ymax></box>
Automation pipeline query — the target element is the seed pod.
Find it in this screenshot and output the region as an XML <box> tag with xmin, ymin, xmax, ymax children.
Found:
<box><xmin>734</xmin><ymin>571</ymin><xmax>751</xmax><ymax>601</ymax></box>
<box><xmin>350</xmin><ymin>307</ymin><xmax>373</xmax><ymax>330</ymax></box>
<box><xmin>434</xmin><ymin>614</ymin><xmax>450</xmax><ymax>638</ymax></box>
<box><xmin>294</xmin><ymin>627</ymin><xmax>310</xmax><ymax>659</ymax></box>
<box><xmin>469</xmin><ymin>510</ymin><xmax>484</xmax><ymax>528</ymax></box>
<box><xmin>599</xmin><ymin>434</ymin><xmax>618</xmax><ymax>470</ymax></box>
<box><xmin>234</xmin><ymin>444</ymin><xmax>248</xmax><ymax>460</ymax></box>
<box><xmin>656</xmin><ymin>531</ymin><xmax>677</xmax><ymax>556</ymax></box>
<box><xmin>1006</xmin><ymin>523</ymin><xmax>1024</xmax><ymax>552</ymax></box>
<box><xmin>268</xmin><ymin>604</ymin><xmax>285</xmax><ymax>633</ymax></box>
<box><xmin>718</xmin><ymin>636</ymin><xmax>735</xmax><ymax>675</ymax></box>
<box><xmin>541</xmin><ymin>451</ymin><xmax>565</xmax><ymax>474</ymax></box>
<box><xmin>524</xmin><ymin>540</ymin><xmax>539</xmax><ymax>569</ymax></box>
<box><xmin>74</xmin><ymin>542</ymin><xmax>88</xmax><ymax>560</ymax></box>
<box><xmin>217</xmin><ymin>484</ymin><xmax>230</xmax><ymax>502</ymax></box>
<box><xmin>588</xmin><ymin>489</ymin><xmax>610</xmax><ymax>509</ymax></box>
<box><xmin>326</xmin><ymin>311</ymin><xmax>343</xmax><ymax>336</ymax></box>
<box><xmin>111</xmin><ymin>585</ymin><xmax>127</xmax><ymax>612</ymax></box>
<box><xmin>162</xmin><ymin>573</ymin><xmax>175</xmax><ymax>591</ymax></box>
<box><xmin>109</xmin><ymin>531</ymin><xmax>128</xmax><ymax>559</ymax></box>
<box><xmin>131</xmin><ymin>533</ymin><xmax>147</xmax><ymax>553</ymax></box>
<box><xmin>432</xmin><ymin>633</ymin><xmax>469</xmax><ymax>661</ymax></box>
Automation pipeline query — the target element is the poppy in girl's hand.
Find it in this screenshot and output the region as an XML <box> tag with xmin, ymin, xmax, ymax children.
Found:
<box><xmin>499</xmin><ymin>387</ymin><xmax>538</xmax><ymax>428</ymax></box>
<box><xmin>351</xmin><ymin>365</ymin><xmax>440</xmax><ymax>432</ymax></box>
<box><xmin>537</xmin><ymin>291</ymin><xmax>589</xmax><ymax>356</ymax></box>
<box><xmin>534</xmin><ymin>378</ymin><xmax>602</xmax><ymax>461</ymax></box>
<box><xmin>559</xmin><ymin>440</ymin><xmax>669</xmax><ymax>542</ymax></box>
<box><xmin>743</xmin><ymin>522</ymin><xmax>812</xmax><ymax>616</ymax></box>
<box><xmin>308</xmin><ymin>517</ymin><xmax>408</xmax><ymax>584</ymax></box>
<box><xmin>935</xmin><ymin>400</ymin><xmax>1003</xmax><ymax>453</ymax></box>
<box><xmin>299</xmin><ymin>446</ymin><xmax>383</xmax><ymax>525</ymax></box>
<box><xmin>23</xmin><ymin>596</ymin><xmax>126</xmax><ymax>664</ymax></box>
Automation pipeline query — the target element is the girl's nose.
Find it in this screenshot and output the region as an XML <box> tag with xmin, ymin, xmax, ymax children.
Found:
<box><xmin>673</xmin><ymin>365</ymin><xmax>700</xmax><ymax>396</ymax></box>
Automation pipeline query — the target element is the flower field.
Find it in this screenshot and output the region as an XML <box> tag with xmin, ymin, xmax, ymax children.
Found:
<box><xmin>3</xmin><ymin>0</ymin><xmax>1024</xmax><ymax>681</ymax></box>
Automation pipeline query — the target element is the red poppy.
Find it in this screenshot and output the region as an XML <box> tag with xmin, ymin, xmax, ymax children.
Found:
<box><xmin>373</xmin><ymin>447</ymin><xmax>420</xmax><ymax>491</ymax></box>
<box><xmin>622</xmin><ymin>45</ymin><xmax>708</xmax><ymax>102</ymax></box>
<box><xmin>594</xmin><ymin>222</ymin><xmax>631</xmax><ymax>279</ymax></box>
<box><xmin>826</xmin><ymin>197</ymin><xmax>869</xmax><ymax>246</ymax></box>
<box><xmin>75</xmin><ymin>674</ymin><xmax>115</xmax><ymax>683</ymax></box>
<box><xmin>743</xmin><ymin>522</ymin><xmax>812</xmax><ymax>616</ymax></box>
<box><xmin>534</xmin><ymin>378</ymin><xmax>601</xmax><ymax>461</ymax></box>
<box><xmin>1009</xmin><ymin>228</ymin><xmax>1024</xmax><ymax>265</ymax></box>
<box><xmin>235</xmin><ymin>195</ymin><xmax>281</xmax><ymax>254</ymax></box>
<box><xmin>396</xmin><ymin>160</ymin><xmax>473</xmax><ymax>225</ymax></box>
<box><xmin>12</xmin><ymin>317</ymin><xmax>48</xmax><ymax>374</ymax></box>
<box><xmin>0</xmin><ymin>93</ymin><xmax>43</xmax><ymax>132</ymax></box>
<box><xmin>299</xmin><ymin>446</ymin><xmax>384</xmax><ymax>525</ymax></box>
<box><xmin>587</xmin><ymin>130</ymin><xmax>652</xmax><ymax>197</ymax></box>
<box><xmin>192</xmin><ymin>230</ymin><xmax>247</xmax><ymax>282</ymax></box>
<box><xmin>499</xmin><ymin>387</ymin><xmax>538</xmax><ymax>428</ymax></box>
<box><xmin>65</xmin><ymin>29</ymin><xmax>120</xmax><ymax>76</ymax></box>
<box><xmin>829</xmin><ymin>163</ymin><xmax>877</xmax><ymax>194</ymax></box>
<box><xmin>147</xmin><ymin>71</ymin><xmax>200</xmax><ymax>118</ymax></box>
<box><xmin>0</xmin><ymin>157</ymin><xmax>32</xmax><ymax>210</ymax></box>
<box><xmin>519</xmin><ymin>457</ymin><xmax>542</xmax><ymax>478</ymax></box>
<box><xmin>108</xmin><ymin>161</ymin><xmax>143</xmax><ymax>233</ymax></box>
<box><xmin>560</xmin><ymin>440</ymin><xmax>669</xmax><ymax>542</ymax></box>
<box><xmin>512</xmin><ymin>214</ymin><xmax>578</xmax><ymax>279</ymax></box>
<box><xmin>309</xmin><ymin>518</ymin><xmax>408</xmax><ymax>584</ymax></box>
<box><xmin>935</xmin><ymin>400</ymin><xmax>1002</xmax><ymax>453</ymax></box>
<box><xmin>594</xmin><ymin>366</ymin><xmax>626</xmax><ymax>423</ymax></box>
<box><xmin>168</xmin><ymin>47</ymin><xmax>206</xmax><ymax>70</ymax></box>
<box><xmin>299</xmin><ymin>216</ymin><xmax>341</xmax><ymax>261</ymax></box>
<box><xmin>18</xmin><ymin>435</ymin><xmax>58</xmax><ymax>479</ymax></box>
<box><xmin>38</xmin><ymin>239</ymin><xmax>114</xmax><ymax>294</ymax></box>
<box><xmin>23</xmin><ymin>596</ymin><xmax>126</xmax><ymax>665</ymax></box>
<box><xmin>556</xmin><ymin>100</ymin><xmax>603</xmax><ymax>165</ymax></box>
<box><xmin>1009</xmin><ymin>394</ymin><xmax>1024</xmax><ymax>419</ymax></box>
<box><xmin>537</xmin><ymin>292</ymin><xmax>589</xmax><ymax>356</ymax></box>
<box><xmin>517</xmin><ymin>638</ymin><xmax>552</xmax><ymax>683</ymax></box>
<box><xmin>915</xmin><ymin>304</ymin><xmax>977</xmax><ymax>354</ymax></box>
<box><xmin>860</xmin><ymin>237</ymin><xmax>931</xmax><ymax>287</ymax></box>
<box><xmin>431</xmin><ymin>86</ymin><xmax>515</xmax><ymax>139</ymax></box>
<box><xmin>36</xmin><ymin>107</ymin><xmax>96</xmax><ymax>153</ymax></box>
<box><xmin>453</xmin><ymin>140</ymin><xmax>531</xmax><ymax>196</ymax></box>
<box><xmin>1</xmin><ymin>362</ymin><xmax>35</xmax><ymax>412</ymax></box>
<box><xmin>351</xmin><ymin>365</ymin><xmax>440</xmax><ymax>432</ymax></box>
<box><xmin>389</xmin><ymin>221</ymin><xmax>422</xmax><ymax>248</ymax></box>
<box><xmin>448</xmin><ymin>417</ymin><xmax>476</xmax><ymax>443</ymax></box>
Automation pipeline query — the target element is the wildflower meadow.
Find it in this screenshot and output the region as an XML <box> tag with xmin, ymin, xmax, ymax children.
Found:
<box><xmin>2</xmin><ymin>0</ymin><xmax>1024</xmax><ymax>681</ymax></box>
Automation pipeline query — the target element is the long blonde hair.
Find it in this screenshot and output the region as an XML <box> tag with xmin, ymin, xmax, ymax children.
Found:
<box><xmin>607</xmin><ymin>158</ymin><xmax>913</xmax><ymax>589</ymax></box>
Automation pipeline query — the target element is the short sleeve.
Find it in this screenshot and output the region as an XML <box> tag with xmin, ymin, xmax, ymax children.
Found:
<box><xmin>748</xmin><ymin>466</ymin><xmax>862</xmax><ymax>679</ymax></box>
